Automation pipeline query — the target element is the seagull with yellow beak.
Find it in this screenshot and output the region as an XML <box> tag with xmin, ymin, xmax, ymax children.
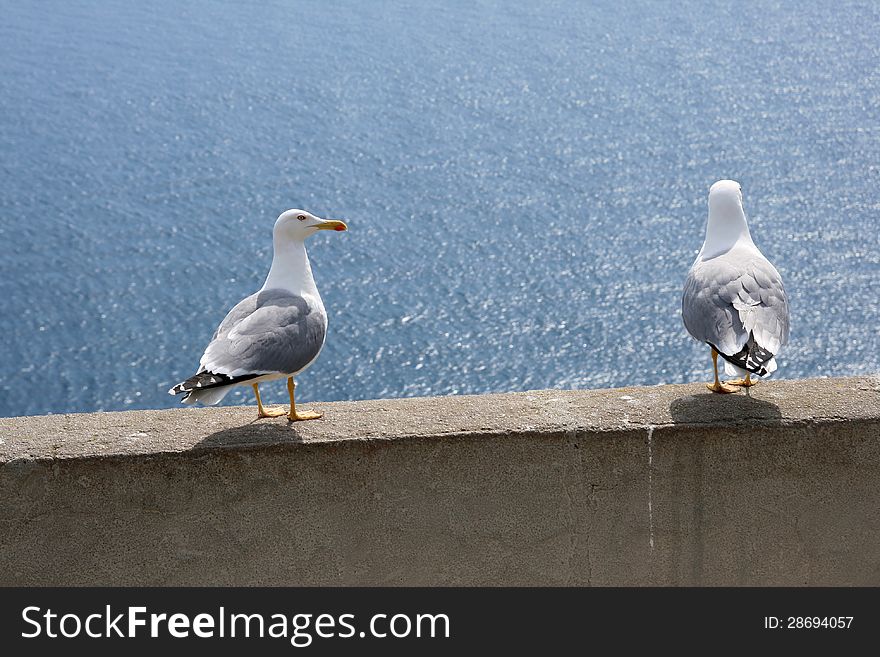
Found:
<box><xmin>169</xmin><ymin>209</ymin><xmax>347</xmax><ymax>420</ymax></box>
<box><xmin>682</xmin><ymin>181</ymin><xmax>790</xmax><ymax>393</ymax></box>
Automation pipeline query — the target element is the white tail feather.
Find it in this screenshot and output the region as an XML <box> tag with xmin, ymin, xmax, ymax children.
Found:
<box><xmin>181</xmin><ymin>386</ymin><xmax>234</xmax><ymax>406</ymax></box>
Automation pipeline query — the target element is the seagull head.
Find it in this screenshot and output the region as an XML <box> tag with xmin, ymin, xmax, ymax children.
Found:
<box><xmin>701</xmin><ymin>180</ymin><xmax>753</xmax><ymax>259</ymax></box>
<box><xmin>274</xmin><ymin>209</ymin><xmax>348</xmax><ymax>243</ymax></box>
<box><xmin>708</xmin><ymin>179</ymin><xmax>744</xmax><ymax>216</ymax></box>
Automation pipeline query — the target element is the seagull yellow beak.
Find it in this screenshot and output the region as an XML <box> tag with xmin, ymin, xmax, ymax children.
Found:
<box><xmin>316</xmin><ymin>219</ymin><xmax>348</xmax><ymax>232</ymax></box>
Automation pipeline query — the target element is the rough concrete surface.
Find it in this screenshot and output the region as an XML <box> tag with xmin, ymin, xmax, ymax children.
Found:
<box><xmin>1</xmin><ymin>375</ymin><xmax>879</xmax><ymax>586</ymax></box>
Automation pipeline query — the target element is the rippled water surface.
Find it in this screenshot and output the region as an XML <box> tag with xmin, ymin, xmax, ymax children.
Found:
<box><xmin>1</xmin><ymin>0</ymin><xmax>879</xmax><ymax>417</ymax></box>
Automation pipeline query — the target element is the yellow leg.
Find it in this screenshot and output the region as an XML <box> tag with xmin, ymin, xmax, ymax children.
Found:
<box><xmin>726</xmin><ymin>372</ymin><xmax>758</xmax><ymax>387</ymax></box>
<box><xmin>253</xmin><ymin>383</ymin><xmax>285</xmax><ymax>418</ymax></box>
<box><xmin>706</xmin><ymin>348</ymin><xmax>738</xmax><ymax>394</ymax></box>
<box><xmin>286</xmin><ymin>377</ymin><xmax>322</xmax><ymax>422</ymax></box>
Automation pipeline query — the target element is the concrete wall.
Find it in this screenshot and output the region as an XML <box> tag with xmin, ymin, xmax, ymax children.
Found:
<box><xmin>1</xmin><ymin>376</ymin><xmax>879</xmax><ymax>586</ymax></box>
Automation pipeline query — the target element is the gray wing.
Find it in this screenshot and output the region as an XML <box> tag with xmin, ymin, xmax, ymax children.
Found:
<box><xmin>198</xmin><ymin>288</ymin><xmax>327</xmax><ymax>377</ymax></box>
<box><xmin>682</xmin><ymin>252</ymin><xmax>790</xmax><ymax>361</ymax></box>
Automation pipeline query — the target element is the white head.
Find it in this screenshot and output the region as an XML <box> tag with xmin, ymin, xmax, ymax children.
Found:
<box><xmin>708</xmin><ymin>179</ymin><xmax>744</xmax><ymax>216</ymax></box>
<box><xmin>262</xmin><ymin>209</ymin><xmax>348</xmax><ymax>293</ymax></box>
<box><xmin>273</xmin><ymin>209</ymin><xmax>348</xmax><ymax>244</ymax></box>
<box><xmin>701</xmin><ymin>179</ymin><xmax>753</xmax><ymax>258</ymax></box>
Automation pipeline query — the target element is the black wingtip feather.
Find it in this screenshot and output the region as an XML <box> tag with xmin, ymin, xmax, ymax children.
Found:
<box><xmin>711</xmin><ymin>332</ymin><xmax>774</xmax><ymax>376</ymax></box>
<box><xmin>168</xmin><ymin>371</ymin><xmax>260</xmax><ymax>395</ymax></box>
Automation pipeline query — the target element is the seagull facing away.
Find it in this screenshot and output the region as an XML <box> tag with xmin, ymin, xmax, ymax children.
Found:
<box><xmin>682</xmin><ymin>180</ymin><xmax>790</xmax><ymax>393</ymax></box>
<box><xmin>169</xmin><ymin>209</ymin><xmax>347</xmax><ymax>419</ymax></box>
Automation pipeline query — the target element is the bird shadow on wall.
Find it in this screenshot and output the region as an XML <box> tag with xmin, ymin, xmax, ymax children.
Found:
<box><xmin>669</xmin><ymin>390</ymin><xmax>782</xmax><ymax>426</ymax></box>
<box><xmin>191</xmin><ymin>419</ymin><xmax>306</xmax><ymax>452</ymax></box>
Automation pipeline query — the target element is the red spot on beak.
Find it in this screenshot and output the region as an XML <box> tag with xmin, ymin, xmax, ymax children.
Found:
<box><xmin>334</xmin><ymin>225</ymin><xmax>346</xmax><ymax>231</ymax></box>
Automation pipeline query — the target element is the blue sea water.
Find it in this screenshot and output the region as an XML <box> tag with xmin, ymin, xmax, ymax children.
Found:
<box><xmin>1</xmin><ymin>0</ymin><xmax>878</xmax><ymax>418</ymax></box>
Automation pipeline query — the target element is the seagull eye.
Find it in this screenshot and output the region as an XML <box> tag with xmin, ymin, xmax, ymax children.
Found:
<box><xmin>297</xmin><ymin>215</ymin><xmax>307</xmax><ymax>221</ymax></box>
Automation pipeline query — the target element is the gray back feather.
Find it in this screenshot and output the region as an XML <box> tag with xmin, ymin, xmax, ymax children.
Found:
<box><xmin>199</xmin><ymin>288</ymin><xmax>327</xmax><ymax>377</ymax></box>
<box><xmin>682</xmin><ymin>247</ymin><xmax>790</xmax><ymax>357</ymax></box>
